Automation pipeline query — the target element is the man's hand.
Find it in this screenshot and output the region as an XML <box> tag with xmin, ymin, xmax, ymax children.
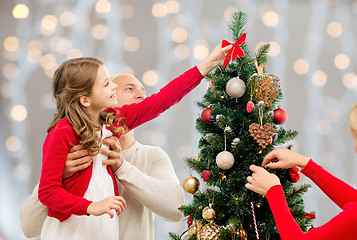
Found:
<box><xmin>101</xmin><ymin>136</ymin><xmax>124</xmax><ymax>172</ymax></box>
<box><xmin>62</xmin><ymin>145</ymin><xmax>92</xmax><ymax>180</ymax></box>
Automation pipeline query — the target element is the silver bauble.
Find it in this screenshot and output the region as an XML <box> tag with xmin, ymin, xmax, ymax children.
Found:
<box><xmin>216</xmin><ymin>151</ymin><xmax>235</xmax><ymax>170</ymax></box>
<box><xmin>226</xmin><ymin>77</ymin><xmax>246</xmax><ymax>98</ymax></box>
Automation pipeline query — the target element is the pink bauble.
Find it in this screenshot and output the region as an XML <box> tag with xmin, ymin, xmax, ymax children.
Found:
<box><xmin>273</xmin><ymin>107</ymin><xmax>287</xmax><ymax>124</ymax></box>
<box><xmin>246</xmin><ymin>101</ymin><xmax>254</xmax><ymax>113</ymax></box>
<box><xmin>201</xmin><ymin>108</ymin><xmax>212</xmax><ymax>122</ymax></box>
<box><xmin>216</xmin><ymin>151</ymin><xmax>235</xmax><ymax>170</ymax></box>
<box><xmin>202</xmin><ymin>170</ymin><xmax>211</xmax><ymax>182</ymax></box>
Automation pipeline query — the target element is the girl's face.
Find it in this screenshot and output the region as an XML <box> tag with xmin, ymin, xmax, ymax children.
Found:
<box><xmin>86</xmin><ymin>65</ymin><xmax>117</xmax><ymax>114</ymax></box>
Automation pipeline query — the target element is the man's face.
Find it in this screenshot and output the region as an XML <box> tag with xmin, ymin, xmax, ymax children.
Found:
<box><xmin>112</xmin><ymin>74</ymin><xmax>146</xmax><ymax>107</ymax></box>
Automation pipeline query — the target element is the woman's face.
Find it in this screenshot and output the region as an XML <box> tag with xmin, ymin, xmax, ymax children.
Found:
<box><xmin>85</xmin><ymin>65</ymin><xmax>118</xmax><ymax>114</ymax></box>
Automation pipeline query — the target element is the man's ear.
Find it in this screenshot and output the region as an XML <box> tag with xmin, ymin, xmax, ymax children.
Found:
<box><xmin>79</xmin><ymin>96</ymin><xmax>90</xmax><ymax>107</ymax></box>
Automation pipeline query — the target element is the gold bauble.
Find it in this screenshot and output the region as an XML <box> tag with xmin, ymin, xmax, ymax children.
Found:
<box><xmin>183</xmin><ymin>176</ymin><xmax>200</xmax><ymax>194</ymax></box>
<box><xmin>188</xmin><ymin>224</ymin><xmax>197</xmax><ymax>236</ymax></box>
<box><xmin>198</xmin><ymin>222</ymin><xmax>221</xmax><ymax>240</ymax></box>
<box><xmin>202</xmin><ymin>204</ymin><xmax>215</xmax><ymax>222</ymax></box>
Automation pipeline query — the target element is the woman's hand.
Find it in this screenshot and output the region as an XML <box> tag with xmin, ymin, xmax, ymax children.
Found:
<box><xmin>245</xmin><ymin>165</ymin><xmax>281</xmax><ymax>196</ymax></box>
<box><xmin>262</xmin><ymin>148</ymin><xmax>310</xmax><ymax>170</ymax></box>
<box><xmin>197</xmin><ymin>43</ymin><xmax>233</xmax><ymax>76</ymax></box>
<box><xmin>87</xmin><ymin>196</ymin><xmax>126</xmax><ymax>218</ymax></box>
<box><xmin>101</xmin><ymin>136</ymin><xmax>124</xmax><ymax>172</ymax></box>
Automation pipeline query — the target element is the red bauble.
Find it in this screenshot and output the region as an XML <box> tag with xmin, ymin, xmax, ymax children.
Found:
<box><xmin>202</xmin><ymin>170</ymin><xmax>211</xmax><ymax>182</ymax></box>
<box><xmin>201</xmin><ymin>108</ymin><xmax>212</xmax><ymax>122</ymax></box>
<box><xmin>288</xmin><ymin>167</ymin><xmax>301</xmax><ymax>183</ymax></box>
<box><xmin>246</xmin><ymin>100</ymin><xmax>254</xmax><ymax>113</ymax></box>
<box><xmin>273</xmin><ymin>107</ymin><xmax>287</xmax><ymax>124</ymax></box>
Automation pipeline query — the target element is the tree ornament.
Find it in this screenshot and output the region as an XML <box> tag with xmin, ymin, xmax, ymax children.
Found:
<box><xmin>273</xmin><ymin>107</ymin><xmax>288</xmax><ymax>124</ymax></box>
<box><xmin>288</xmin><ymin>167</ymin><xmax>301</xmax><ymax>183</ymax></box>
<box><xmin>249</xmin><ymin>123</ymin><xmax>275</xmax><ymax>149</ymax></box>
<box><xmin>194</xmin><ymin>153</ymin><xmax>200</xmax><ymax>161</ymax></box>
<box><xmin>201</xmin><ymin>108</ymin><xmax>212</xmax><ymax>122</ymax></box>
<box><xmin>246</xmin><ymin>100</ymin><xmax>254</xmax><ymax>113</ymax></box>
<box><xmin>198</xmin><ymin>222</ymin><xmax>221</xmax><ymax>240</ymax></box>
<box><xmin>202</xmin><ymin>203</ymin><xmax>216</xmax><ymax>222</ymax></box>
<box><xmin>188</xmin><ymin>223</ymin><xmax>198</xmax><ymax>236</ymax></box>
<box><xmin>226</xmin><ymin>77</ymin><xmax>246</xmax><ymax>98</ymax></box>
<box><xmin>250</xmin><ymin>201</ymin><xmax>260</xmax><ymax>240</ymax></box>
<box><xmin>222</xmin><ymin>33</ymin><xmax>246</xmax><ymax>68</ymax></box>
<box><xmin>183</xmin><ymin>176</ymin><xmax>200</xmax><ymax>194</ymax></box>
<box><xmin>202</xmin><ymin>170</ymin><xmax>211</xmax><ymax>182</ymax></box>
<box><xmin>238</xmin><ymin>226</ymin><xmax>248</xmax><ymax>240</ymax></box>
<box><xmin>216</xmin><ymin>151</ymin><xmax>235</xmax><ymax>170</ymax></box>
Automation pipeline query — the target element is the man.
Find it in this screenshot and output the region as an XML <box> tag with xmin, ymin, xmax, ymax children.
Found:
<box><xmin>21</xmin><ymin>74</ymin><xmax>185</xmax><ymax>240</ymax></box>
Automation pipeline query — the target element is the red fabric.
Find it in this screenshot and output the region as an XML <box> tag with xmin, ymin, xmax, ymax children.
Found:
<box><xmin>221</xmin><ymin>33</ymin><xmax>246</xmax><ymax>68</ymax></box>
<box><xmin>39</xmin><ymin>66</ymin><xmax>203</xmax><ymax>221</ymax></box>
<box><xmin>266</xmin><ymin>160</ymin><xmax>357</xmax><ymax>240</ymax></box>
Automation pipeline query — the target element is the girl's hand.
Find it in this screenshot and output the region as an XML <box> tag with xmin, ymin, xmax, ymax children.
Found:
<box><xmin>262</xmin><ymin>148</ymin><xmax>310</xmax><ymax>170</ymax></box>
<box><xmin>87</xmin><ymin>196</ymin><xmax>126</xmax><ymax>218</ymax></box>
<box><xmin>101</xmin><ymin>136</ymin><xmax>124</xmax><ymax>172</ymax></box>
<box><xmin>197</xmin><ymin>43</ymin><xmax>233</xmax><ymax>76</ymax></box>
<box><xmin>245</xmin><ymin>165</ymin><xmax>281</xmax><ymax>196</ymax></box>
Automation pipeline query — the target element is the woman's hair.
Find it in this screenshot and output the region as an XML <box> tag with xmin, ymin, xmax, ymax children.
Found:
<box><xmin>349</xmin><ymin>102</ymin><xmax>357</xmax><ymax>132</ymax></box>
<box><xmin>48</xmin><ymin>57</ymin><xmax>125</xmax><ymax>155</ymax></box>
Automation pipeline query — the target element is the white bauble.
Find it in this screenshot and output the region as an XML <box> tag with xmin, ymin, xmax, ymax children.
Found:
<box><xmin>226</xmin><ymin>77</ymin><xmax>246</xmax><ymax>98</ymax></box>
<box><xmin>216</xmin><ymin>151</ymin><xmax>235</xmax><ymax>170</ymax></box>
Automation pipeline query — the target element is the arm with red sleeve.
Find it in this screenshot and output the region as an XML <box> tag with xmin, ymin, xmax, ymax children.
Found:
<box><xmin>106</xmin><ymin>66</ymin><xmax>204</xmax><ymax>133</ymax></box>
<box><xmin>38</xmin><ymin>119</ymin><xmax>92</xmax><ymax>218</ymax></box>
<box><xmin>266</xmin><ymin>160</ymin><xmax>357</xmax><ymax>240</ymax></box>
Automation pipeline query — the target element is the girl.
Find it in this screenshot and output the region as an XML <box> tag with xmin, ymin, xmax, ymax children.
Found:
<box><xmin>38</xmin><ymin>44</ymin><xmax>232</xmax><ymax>239</ymax></box>
<box><xmin>245</xmin><ymin>103</ymin><xmax>357</xmax><ymax>239</ymax></box>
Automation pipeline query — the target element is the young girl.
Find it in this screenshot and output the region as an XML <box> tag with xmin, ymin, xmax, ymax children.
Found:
<box><xmin>245</xmin><ymin>102</ymin><xmax>357</xmax><ymax>239</ymax></box>
<box><xmin>38</xmin><ymin>44</ymin><xmax>232</xmax><ymax>239</ymax></box>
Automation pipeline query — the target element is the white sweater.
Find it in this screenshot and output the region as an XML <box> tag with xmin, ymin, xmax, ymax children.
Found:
<box><xmin>20</xmin><ymin>141</ymin><xmax>184</xmax><ymax>240</ymax></box>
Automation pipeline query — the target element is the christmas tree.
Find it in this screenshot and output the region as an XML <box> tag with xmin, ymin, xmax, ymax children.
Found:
<box><xmin>170</xmin><ymin>11</ymin><xmax>314</xmax><ymax>240</ymax></box>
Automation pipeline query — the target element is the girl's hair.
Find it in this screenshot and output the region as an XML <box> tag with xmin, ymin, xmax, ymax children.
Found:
<box><xmin>48</xmin><ymin>57</ymin><xmax>125</xmax><ymax>155</ymax></box>
<box><xmin>350</xmin><ymin>102</ymin><xmax>357</xmax><ymax>132</ymax></box>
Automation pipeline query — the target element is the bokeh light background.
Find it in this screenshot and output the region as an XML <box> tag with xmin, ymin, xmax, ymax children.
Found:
<box><xmin>1</xmin><ymin>0</ymin><xmax>357</xmax><ymax>239</ymax></box>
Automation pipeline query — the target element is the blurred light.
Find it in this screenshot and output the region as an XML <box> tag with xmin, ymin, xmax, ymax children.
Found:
<box><xmin>152</xmin><ymin>3</ymin><xmax>167</xmax><ymax>17</ymax></box>
<box><xmin>45</xmin><ymin>65</ymin><xmax>58</xmax><ymax>78</ymax></box>
<box><xmin>11</xmin><ymin>105</ymin><xmax>27</xmax><ymax>122</ymax></box>
<box><xmin>293</xmin><ymin>59</ymin><xmax>309</xmax><ymax>75</ymax></box>
<box><xmin>5</xmin><ymin>136</ymin><xmax>21</xmax><ymax>152</ymax></box>
<box><xmin>3</xmin><ymin>63</ymin><xmax>18</xmax><ymax>79</ymax></box>
<box><xmin>193</xmin><ymin>41</ymin><xmax>209</xmax><ymax>60</ymax></box>
<box><xmin>3</xmin><ymin>50</ymin><xmax>18</xmax><ymax>61</ymax></box>
<box><xmin>142</xmin><ymin>70</ymin><xmax>159</xmax><ymax>86</ymax></box>
<box><xmin>120</xmin><ymin>4</ymin><xmax>135</xmax><ymax>18</ymax></box>
<box><xmin>15</xmin><ymin>164</ymin><xmax>31</xmax><ymax>180</ymax></box>
<box><xmin>41</xmin><ymin>93</ymin><xmax>55</xmax><ymax>109</ymax></box>
<box><xmin>255</xmin><ymin>41</ymin><xmax>266</xmax><ymax>54</ymax></box>
<box><xmin>174</xmin><ymin>44</ymin><xmax>190</xmax><ymax>60</ymax></box>
<box><xmin>312</xmin><ymin>71</ymin><xmax>327</xmax><ymax>86</ymax></box>
<box><xmin>27</xmin><ymin>40</ymin><xmax>42</xmax><ymax>51</ymax></box>
<box><xmin>120</xmin><ymin>66</ymin><xmax>135</xmax><ymax>75</ymax></box>
<box><xmin>0</xmin><ymin>82</ymin><xmax>11</xmax><ymax>98</ymax></box>
<box><xmin>267</xmin><ymin>41</ymin><xmax>280</xmax><ymax>57</ymax></box>
<box><xmin>27</xmin><ymin>40</ymin><xmax>43</xmax><ymax>63</ymax></box>
<box><xmin>320</xmin><ymin>151</ymin><xmax>336</xmax><ymax>167</ymax></box>
<box><xmin>60</xmin><ymin>11</ymin><xmax>76</xmax><ymax>27</ymax></box>
<box><xmin>224</xmin><ymin>7</ymin><xmax>238</xmax><ymax>20</ymax></box>
<box><xmin>12</xmin><ymin>4</ymin><xmax>29</xmax><ymax>19</ymax></box>
<box><xmin>176</xmin><ymin>145</ymin><xmax>191</xmax><ymax>160</ymax></box>
<box><xmin>327</xmin><ymin>22</ymin><xmax>342</xmax><ymax>38</ymax></box>
<box><xmin>67</xmin><ymin>48</ymin><xmax>83</xmax><ymax>59</ymax></box>
<box><xmin>3</xmin><ymin>36</ymin><xmax>19</xmax><ymax>52</ymax></box>
<box><xmin>342</xmin><ymin>73</ymin><xmax>357</xmax><ymax>88</ymax></box>
<box><xmin>92</xmin><ymin>24</ymin><xmax>107</xmax><ymax>40</ymax></box>
<box><xmin>124</xmin><ymin>36</ymin><xmax>140</xmax><ymax>52</ymax></box>
<box><xmin>56</xmin><ymin>39</ymin><xmax>72</xmax><ymax>54</ymax></box>
<box><xmin>334</xmin><ymin>54</ymin><xmax>350</xmax><ymax>70</ymax></box>
<box><xmin>315</xmin><ymin>120</ymin><xmax>331</xmax><ymax>135</ymax></box>
<box><xmin>96</xmin><ymin>0</ymin><xmax>111</xmax><ymax>13</ymax></box>
<box><xmin>49</xmin><ymin>36</ymin><xmax>62</xmax><ymax>51</ymax></box>
<box><xmin>262</xmin><ymin>11</ymin><xmax>279</xmax><ymax>27</ymax></box>
<box><xmin>41</xmin><ymin>15</ymin><xmax>58</xmax><ymax>35</ymax></box>
<box><xmin>150</xmin><ymin>131</ymin><xmax>166</xmax><ymax>146</ymax></box>
<box><xmin>325</xmin><ymin>0</ymin><xmax>339</xmax><ymax>6</ymax></box>
<box><xmin>40</xmin><ymin>54</ymin><xmax>56</xmax><ymax>70</ymax></box>
<box><xmin>172</xmin><ymin>27</ymin><xmax>187</xmax><ymax>43</ymax></box>
<box><xmin>326</xmin><ymin>108</ymin><xmax>340</xmax><ymax>123</ymax></box>
<box><xmin>166</xmin><ymin>0</ymin><xmax>180</xmax><ymax>14</ymax></box>
<box><xmin>76</xmin><ymin>17</ymin><xmax>90</xmax><ymax>31</ymax></box>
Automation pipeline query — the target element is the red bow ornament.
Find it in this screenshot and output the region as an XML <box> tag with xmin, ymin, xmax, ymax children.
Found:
<box><xmin>222</xmin><ymin>33</ymin><xmax>246</xmax><ymax>68</ymax></box>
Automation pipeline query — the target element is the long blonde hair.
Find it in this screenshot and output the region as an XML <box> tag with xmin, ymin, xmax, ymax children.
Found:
<box><xmin>49</xmin><ymin>57</ymin><xmax>125</xmax><ymax>155</ymax></box>
<box><xmin>350</xmin><ymin>102</ymin><xmax>357</xmax><ymax>133</ymax></box>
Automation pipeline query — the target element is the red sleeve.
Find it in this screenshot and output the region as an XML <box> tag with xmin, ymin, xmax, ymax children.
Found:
<box><xmin>266</xmin><ymin>185</ymin><xmax>357</xmax><ymax>240</ymax></box>
<box><xmin>301</xmin><ymin>159</ymin><xmax>357</xmax><ymax>208</ymax></box>
<box><xmin>106</xmin><ymin>66</ymin><xmax>203</xmax><ymax>133</ymax></box>
<box><xmin>38</xmin><ymin>121</ymin><xmax>92</xmax><ymax>216</ymax></box>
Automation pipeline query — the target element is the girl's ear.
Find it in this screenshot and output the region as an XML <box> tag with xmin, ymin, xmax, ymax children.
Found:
<box><xmin>79</xmin><ymin>96</ymin><xmax>90</xmax><ymax>107</ymax></box>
